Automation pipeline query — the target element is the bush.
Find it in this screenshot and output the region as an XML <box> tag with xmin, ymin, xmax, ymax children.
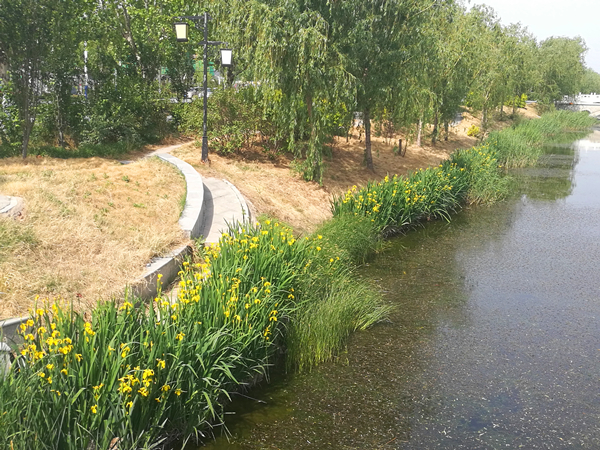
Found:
<box><xmin>0</xmin><ymin>81</ymin><xmax>22</xmax><ymax>153</ymax></box>
<box><xmin>505</xmin><ymin>94</ymin><xmax>528</xmax><ymax>109</ymax></box>
<box><xmin>466</xmin><ymin>124</ymin><xmax>480</xmax><ymax>137</ymax></box>
<box><xmin>80</xmin><ymin>79</ymin><xmax>172</xmax><ymax>147</ymax></box>
<box><xmin>178</xmin><ymin>86</ymin><xmax>275</xmax><ymax>156</ymax></box>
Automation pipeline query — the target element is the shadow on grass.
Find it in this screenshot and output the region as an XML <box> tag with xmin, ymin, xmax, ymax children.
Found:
<box><xmin>0</xmin><ymin>142</ymin><xmax>137</xmax><ymax>160</ymax></box>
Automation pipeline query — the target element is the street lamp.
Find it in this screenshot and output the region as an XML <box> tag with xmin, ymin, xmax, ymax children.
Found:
<box><xmin>174</xmin><ymin>14</ymin><xmax>233</xmax><ymax>164</ymax></box>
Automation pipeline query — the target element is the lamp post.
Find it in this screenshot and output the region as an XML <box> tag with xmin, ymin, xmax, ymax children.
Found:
<box><xmin>175</xmin><ymin>14</ymin><xmax>232</xmax><ymax>164</ymax></box>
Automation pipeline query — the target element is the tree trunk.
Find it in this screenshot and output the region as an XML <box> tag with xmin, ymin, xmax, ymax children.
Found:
<box><xmin>416</xmin><ymin>118</ymin><xmax>423</xmax><ymax>147</ymax></box>
<box><xmin>21</xmin><ymin>88</ymin><xmax>31</xmax><ymax>159</ymax></box>
<box><xmin>444</xmin><ymin>121</ymin><xmax>449</xmax><ymax>141</ymax></box>
<box><xmin>482</xmin><ymin>106</ymin><xmax>488</xmax><ymax>131</ymax></box>
<box><xmin>432</xmin><ymin>111</ymin><xmax>439</xmax><ymax>145</ymax></box>
<box><xmin>22</xmin><ymin>119</ymin><xmax>32</xmax><ymax>159</ymax></box>
<box><xmin>364</xmin><ymin>108</ymin><xmax>374</xmax><ymax>171</ymax></box>
<box><xmin>56</xmin><ymin>89</ymin><xmax>65</xmax><ymax>148</ymax></box>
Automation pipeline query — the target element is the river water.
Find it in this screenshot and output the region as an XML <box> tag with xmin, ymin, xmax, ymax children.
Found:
<box><xmin>202</xmin><ymin>130</ymin><xmax>600</xmax><ymax>449</ymax></box>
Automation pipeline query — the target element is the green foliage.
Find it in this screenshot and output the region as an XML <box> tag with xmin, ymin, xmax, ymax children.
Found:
<box><xmin>314</xmin><ymin>213</ymin><xmax>379</xmax><ymax>266</ymax></box>
<box><xmin>0</xmin><ymin>81</ymin><xmax>22</xmax><ymax>150</ymax></box>
<box><xmin>448</xmin><ymin>143</ymin><xmax>510</xmax><ymax>204</ymax></box>
<box><xmin>1</xmin><ymin>219</ymin><xmax>389</xmax><ymax>448</ymax></box>
<box><xmin>286</xmin><ymin>271</ymin><xmax>390</xmax><ymax>373</ymax></box>
<box><xmin>80</xmin><ymin>80</ymin><xmax>171</xmax><ymax>146</ymax></box>
<box><xmin>579</xmin><ymin>68</ymin><xmax>600</xmax><ymax>94</ymax></box>
<box><xmin>179</xmin><ymin>86</ymin><xmax>275</xmax><ymax>156</ymax></box>
<box><xmin>505</xmin><ymin>94</ymin><xmax>527</xmax><ymax>108</ymax></box>
<box><xmin>534</xmin><ymin>37</ymin><xmax>587</xmax><ymax>102</ymax></box>
<box><xmin>0</xmin><ymin>0</ymin><xmax>593</xmax><ymax>169</ymax></box>
<box><xmin>284</xmin><ymin>213</ymin><xmax>388</xmax><ymax>372</ymax></box>
<box><xmin>332</xmin><ymin>165</ymin><xmax>470</xmax><ymax>237</ymax></box>
<box><xmin>0</xmin><ymin>142</ymin><xmax>136</xmax><ymax>160</ymax></box>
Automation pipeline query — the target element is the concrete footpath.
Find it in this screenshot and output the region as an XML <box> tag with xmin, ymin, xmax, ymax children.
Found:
<box><xmin>148</xmin><ymin>143</ymin><xmax>251</xmax><ymax>245</ymax></box>
<box><xmin>200</xmin><ymin>177</ymin><xmax>251</xmax><ymax>244</ymax></box>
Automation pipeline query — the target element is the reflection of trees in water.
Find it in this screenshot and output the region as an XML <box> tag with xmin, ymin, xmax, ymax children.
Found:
<box><xmin>510</xmin><ymin>144</ymin><xmax>578</xmax><ymax>200</ymax></box>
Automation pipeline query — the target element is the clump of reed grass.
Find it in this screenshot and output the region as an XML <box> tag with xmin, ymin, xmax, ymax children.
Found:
<box><xmin>449</xmin><ymin>143</ymin><xmax>511</xmax><ymax>204</ymax></box>
<box><xmin>286</xmin><ymin>271</ymin><xmax>390</xmax><ymax>372</ymax></box>
<box><xmin>487</xmin><ymin>110</ymin><xmax>597</xmax><ymax>168</ymax></box>
<box><xmin>315</xmin><ymin>213</ymin><xmax>379</xmax><ymax>265</ymax></box>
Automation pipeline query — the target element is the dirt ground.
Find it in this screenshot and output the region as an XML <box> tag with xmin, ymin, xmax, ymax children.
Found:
<box><xmin>172</xmin><ymin>107</ymin><xmax>539</xmax><ymax>235</ymax></box>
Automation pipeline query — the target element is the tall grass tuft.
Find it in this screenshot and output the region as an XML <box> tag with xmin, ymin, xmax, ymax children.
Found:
<box><xmin>487</xmin><ymin>110</ymin><xmax>597</xmax><ymax>168</ymax></box>
<box><xmin>315</xmin><ymin>213</ymin><xmax>379</xmax><ymax>265</ymax></box>
<box><xmin>286</xmin><ymin>271</ymin><xmax>390</xmax><ymax>372</ymax></box>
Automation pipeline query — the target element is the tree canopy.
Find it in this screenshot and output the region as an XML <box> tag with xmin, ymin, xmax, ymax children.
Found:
<box><xmin>0</xmin><ymin>0</ymin><xmax>596</xmax><ymax>177</ymax></box>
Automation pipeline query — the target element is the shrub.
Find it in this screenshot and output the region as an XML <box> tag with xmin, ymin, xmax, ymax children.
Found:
<box><xmin>466</xmin><ymin>124</ymin><xmax>480</xmax><ymax>137</ymax></box>
<box><xmin>1</xmin><ymin>219</ymin><xmax>389</xmax><ymax>448</ymax></box>
<box><xmin>178</xmin><ymin>86</ymin><xmax>274</xmax><ymax>156</ymax></box>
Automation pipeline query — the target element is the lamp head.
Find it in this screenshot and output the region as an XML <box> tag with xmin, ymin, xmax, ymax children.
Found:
<box><xmin>220</xmin><ymin>49</ymin><xmax>233</xmax><ymax>67</ymax></box>
<box><xmin>174</xmin><ymin>22</ymin><xmax>189</xmax><ymax>42</ymax></box>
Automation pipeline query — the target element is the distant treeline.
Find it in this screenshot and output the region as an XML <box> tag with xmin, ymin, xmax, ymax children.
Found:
<box><xmin>1</xmin><ymin>0</ymin><xmax>598</xmax><ymax>180</ymax></box>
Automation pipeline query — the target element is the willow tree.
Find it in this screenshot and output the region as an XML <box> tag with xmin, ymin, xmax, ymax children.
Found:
<box><xmin>0</xmin><ymin>0</ymin><xmax>56</xmax><ymax>157</ymax></box>
<box><xmin>536</xmin><ymin>36</ymin><xmax>587</xmax><ymax>103</ymax></box>
<box><xmin>328</xmin><ymin>0</ymin><xmax>449</xmax><ymax>171</ymax></box>
<box><xmin>398</xmin><ymin>2</ymin><xmax>475</xmax><ymax>146</ymax></box>
<box><xmin>500</xmin><ymin>23</ymin><xmax>538</xmax><ymax>116</ymax></box>
<box><xmin>463</xmin><ymin>5</ymin><xmax>508</xmax><ymax>130</ymax></box>
<box><xmin>429</xmin><ymin>4</ymin><xmax>480</xmax><ymax>143</ymax></box>
<box><xmin>211</xmin><ymin>0</ymin><xmax>352</xmax><ymax>183</ymax></box>
<box><xmin>580</xmin><ymin>68</ymin><xmax>600</xmax><ymax>95</ymax></box>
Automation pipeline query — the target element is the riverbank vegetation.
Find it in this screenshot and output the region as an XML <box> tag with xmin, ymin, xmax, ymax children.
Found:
<box><xmin>2</xmin><ymin>0</ymin><xmax>598</xmax><ymax>183</ymax></box>
<box><xmin>0</xmin><ymin>218</ymin><xmax>389</xmax><ymax>448</ymax></box>
<box><xmin>0</xmin><ymin>111</ymin><xmax>595</xmax><ymax>449</ymax></box>
<box><xmin>332</xmin><ymin>111</ymin><xmax>597</xmax><ymax>235</ymax></box>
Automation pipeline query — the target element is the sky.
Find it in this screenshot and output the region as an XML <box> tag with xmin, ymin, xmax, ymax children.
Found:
<box><xmin>466</xmin><ymin>0</ymin><xmax>600</xmax><ymax>73</ymax></box>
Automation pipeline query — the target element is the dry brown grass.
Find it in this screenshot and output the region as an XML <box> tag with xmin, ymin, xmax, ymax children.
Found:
<box><xmin>0</xmin><ymin>156</ymin><xmax>187</xmax><ymax>319</ymax></box>
<box><xmin>172</xmin><ymin>110</ymin><xmax>482</xmax><ymax>235</ymax></box>
<box><xmin>173</xmin><ymin>107</ymin><xmax>539</xmax><ymax>236</ymax></box>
